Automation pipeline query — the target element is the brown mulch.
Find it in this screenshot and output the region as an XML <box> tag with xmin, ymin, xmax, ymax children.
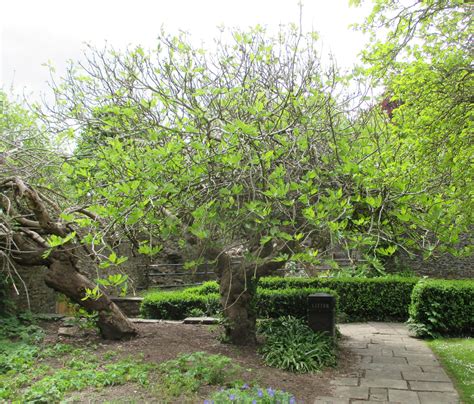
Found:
<box><xmin>40</xmin><ymin>320</ymin><xmax>358</xmax><ymax>403</ymax></box>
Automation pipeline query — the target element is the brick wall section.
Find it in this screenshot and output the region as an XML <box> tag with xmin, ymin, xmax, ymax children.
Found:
<box><xmin>8</xmin><ymin>264</ymin><xmax>56</xmax><ymax>313</ymax></box>
<box><xmin>395</xmin><ymin>252</ymin><xmax>473</xmax><ymax>279</ymax></box>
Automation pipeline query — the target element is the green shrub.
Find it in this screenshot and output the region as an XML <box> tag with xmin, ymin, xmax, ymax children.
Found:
<box><xmin>141</xmin><ymin>286</ymin><xmax>337</xmax><ymax>320</ymax></box>
<box><xmin>258</xmin><ymin>316</ymin><xmax>337</xmax><ymax>373</ymax></box>
<box><xmin>142</xmin><ymin>276</ymin><xmax>417</xmax><ymax>322</ymax></box>
<box><xmin>408</xmin><ymin>279</ymin><xmax>474</xmax><ymax>338</ymax></box>
<box><xmin>141</xmin><ymin>290</ymin><xmax>220</xmax><ymax>320</ymax></box>
<box><xmin>0</xmin><ymin>314</ymin><xmax>45</xmax><ymax>344</ymax></box>
<box><xmin>260</xmin><ymin>276</ymin><xmax>418</xmax><ymax>321</ymax></box>
<box><xmin>186</xmin><ymin>281</ymin><xmax>220</xmax><ymax>295</ymax></box>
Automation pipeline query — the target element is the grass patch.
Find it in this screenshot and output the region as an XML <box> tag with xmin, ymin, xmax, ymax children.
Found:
<box><xmin>428</xmin><ymin>338</ymin><xmax>474</xmax><ymax>404</ymax></box>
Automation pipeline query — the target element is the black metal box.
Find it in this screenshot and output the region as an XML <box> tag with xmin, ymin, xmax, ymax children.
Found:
<box><xmin>307</xmin><ymin>293</ymin><xmax>336</xmax><ymax>337</ymax></box>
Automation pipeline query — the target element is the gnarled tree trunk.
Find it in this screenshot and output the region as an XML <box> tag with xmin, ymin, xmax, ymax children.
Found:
<box><xmin>0</xmin><ymin>177</ymin><xmax>137</xmax><ymax>340</ymax></box>
<box><xmin>45</xmin><ymin>253</ymin><xmax>137</xmax><ymax>340</ymax></box>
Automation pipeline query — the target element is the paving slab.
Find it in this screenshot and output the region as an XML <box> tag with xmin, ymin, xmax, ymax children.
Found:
<box><xmin>409</xmin><ymin>381</ymin><xmax>456</xmax><ymax>392</ymax></box>
<box><xmin>404</xmin><ymin>355</ymin><xmax>439</xmax><ymax>366</ymax></box>
<box><xmin>365</xmin><ymin>369</ymin><xmax>402</xmax><ymax>380</ymax></box>
<box><xmin>313</xmin><ymin>397</ymin><xmax>350</xmax><ymax>404</ymax></box>
<box><xmin>417</xmin><ymin>391</ymin><xmax>460</xmax><ymax>404</ymax></box>
<box><xmin>388</xmin><ymin>389</ymin><xmax>420</xmax><ymax>403</ymax></box>
<box><xmin>333</xmin><ymin>386</ymin><xmax>369</xmax><ymax>399</ymax></box>
<box><xmin>402</xmin><ymin>370</ymin><xmax>451</xmax><ymax>382</ymax></box>
<box><xmin>360</xmin><ymin>378</ymin><xmax>408</xmax><ymax>389</ymax></box>
<box><xmin>371</xmin><ymin>355</ymin><xmax>408</xmax><ymax>364</ymax></box>
<box><xmin>360</xmin><ymin>362</ymin><xmax>422</xmax><ymax>372</ymax></box>
<box><xmin>352</xmin><ymin>401</ymin><xmax>391</xmax><ymax>404</ymax></box>
<box><xmin>329</xmin><ymin>378</ymin><xmax>359</xmax><ymax>386</ymax></box>
<box><xmin>369</xmin><ymin>387</ymin><xmax>388</xmax><ymax>401</ymax></box>
<box><xmin>420</xmin><ymin>365</ymin><xmax>449</xmax><ymax>375</ymax></box>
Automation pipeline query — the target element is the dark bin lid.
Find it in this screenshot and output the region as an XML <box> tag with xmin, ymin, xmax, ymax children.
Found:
<box><xmin>308</xmin><ymin>293</ymin><xmax>334</xmax><ymax>298</ymax></box>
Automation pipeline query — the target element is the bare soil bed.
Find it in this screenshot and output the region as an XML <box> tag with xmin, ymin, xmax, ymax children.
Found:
<box><xmin>40</xmin><ymin>320</ymin><xmax>358</xmax><ymax>403</ymax></box>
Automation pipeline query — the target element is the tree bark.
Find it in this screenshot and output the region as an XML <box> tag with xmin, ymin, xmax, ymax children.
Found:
<box><xmin>44</xmin><ymin>253</ymin><xmax>137</xmax><ymax>340</ymax></box>
<box><xmin>216</xmin><ymin>254</ymin><xmax>257</xmax><ymax>345</ymax></box>
<box><xmin>215</xmin><ymin>243</ymin><xmax>289</xmax><ymax>346</ymax></box>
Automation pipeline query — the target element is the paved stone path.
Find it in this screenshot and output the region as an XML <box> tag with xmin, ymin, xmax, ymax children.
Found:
<box><xmin>314</xmin><ymin>322</ymin><xmax>460</xmax><ymax>404</ymax></box>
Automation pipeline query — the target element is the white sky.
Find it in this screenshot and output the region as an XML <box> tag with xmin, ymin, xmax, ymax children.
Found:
<box><xmin>1</xmin><ymin>0</ymin><xmax>371</xmax><ymax>101</ymax></box>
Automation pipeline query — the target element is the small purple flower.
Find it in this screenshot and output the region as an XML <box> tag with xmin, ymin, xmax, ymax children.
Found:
<box><xmin>252</xmin><ymin>401</ymin><xmax>257</xmax><ymax>404</ymax></box>
<box><xmin>229</xmin><ymin>394</ymin><xmax>236</xmax><ymax>401</ymax></box>
<box><xmin>289</xmin><ymin>397</ymin><xmax>296</xmax><ymax>404</ymax></box>
<box><xmin>257</xmin><ymin>389</ymin><xmax>263</xmax><ymax>397</ymax></box>
<box><xmin>267</xmin><ymin>387</ymin><xmax>275</xmax><ymax>397</ymax></box>
<box><xmin>241</xmin><ymin>383</ymin><xmax>249</xmax><ymax>390</ymax></box>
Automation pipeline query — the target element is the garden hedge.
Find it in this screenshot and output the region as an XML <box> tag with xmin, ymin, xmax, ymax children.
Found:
<box><xmin>408</xmin><ymin>279</ymin><xmax>474</xmax><ymax>337</ymax></box>
<box><xmin>165</xmin><ymin>276</ymin><xmax>418</xmax><ymax>322</ymax></box>
<box><xmin>141</xmin><ymin>290</ymin><xmax>220</xmax><ymax>320</ymax></box>
<box><xmin>260</xmin><ymin>276</ymin><xmax>418</xmax><ymax>321</ymax></box>
<box><xmin>142</xmin><ymin>276</ymin><xmax>474</xmax><ymax>336</ymax></box>
<box><xmin>141</xmin><ymin>286</ymin><xmax>338</xmax><ymax>320</ymax></box>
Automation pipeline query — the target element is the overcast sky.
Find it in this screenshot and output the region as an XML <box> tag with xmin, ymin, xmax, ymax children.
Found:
<box><xmin>1</xmin><ymin>0</ymin><xmax>371</xmax><ymax>101</ymax></box>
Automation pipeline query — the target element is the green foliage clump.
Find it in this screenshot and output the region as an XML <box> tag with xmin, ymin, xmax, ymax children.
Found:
<box><xmin>408</xmin><ymin>279</ymin><xmax>474</xmax><ymax>338</ymax></box>
<box><xmin>21</xmin><ymin>356</ymin><xmax>153</xmax><ymax>403</ymax></box>
<box><xmin>2</xmin><ymin>346</ymin><xmax>153</xmax><ymax>403</ymax></box>
<box><xmin>0</xmin><ymin>313</ymin><xmax>45</xmax><ymax>344</ymax></box>
<box><xmin>141</xmin><ymin>290</ymin><xmax>221</xmax><ymax>319</ymax></box>
<box><xmin>158</xmin><ymin>352</ymin><xmax>241</xmax><ymax>396</ymax></box>
<box><xmin>208</xmin><ymin>384</ymin><xmax>296</xmax><ymax>403</ymax></box>
<box><xmin>258</xmin><ymin>316</ymin><xmax>337</xmax><ymax>373</ymax></box>
<box><xmin>0</xmin><ymin>315</ymin><xmax>154</xmax><ymax>402</ymax></box>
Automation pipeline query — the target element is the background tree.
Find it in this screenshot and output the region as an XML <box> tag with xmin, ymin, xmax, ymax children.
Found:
<box><xmin>351</xmin><ymin>0</ymin><xmax>473</xmax><ymax>260</ymax></box>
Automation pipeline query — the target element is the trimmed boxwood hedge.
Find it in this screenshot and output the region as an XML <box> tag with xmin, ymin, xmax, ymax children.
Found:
<box><xmin>141</xmin><ymin>290</ymin><xmax>220</xmax><ymax>320</ymax></box>
<box><xmin>161</xmin><ymin>276</ymin><xmax>418</xmax><ymax>322</ymax></box>
<box><xmin>261</xmin><ymin>276</ymin><xmax>419</xmax><ymax>321</ymax></box>
<box><xmin>141</xmin><ymin>276</ymin><xmax>473</xmax><ymax>337</ymax></box>
<box><xmin>141</xmin><ymin>286</ymin><xmax>338</xmax><ymax>320</ymax></box>
<box><xmin>408</xmin><ymin>279</ymin><xmax>474</xmax><ymax>337</ymax></box>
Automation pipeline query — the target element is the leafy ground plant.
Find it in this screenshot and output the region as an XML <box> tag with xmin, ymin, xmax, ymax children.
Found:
<box><xmin>428</xmin><ymin>338</ymin><xmax>474</xmax><ymax>404</ymax></box>
<box><xmin>258</xmin><ymin>316</ymin><xmax>337</xmax><ymax>373</ymax></box>
<box><xmin>158</xmin><ymin>351</ymin><xmax>242</xmax><ymax>396</ymax></box>
<box><xmin>207</xmin><ymin>384</ymin><xmax>296</xmax><ymax>403</ymax></box>
<box><xmin>0</xmin><ymin>315</ymin><xmax>155</xmax><ymax>402</ymax></box>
